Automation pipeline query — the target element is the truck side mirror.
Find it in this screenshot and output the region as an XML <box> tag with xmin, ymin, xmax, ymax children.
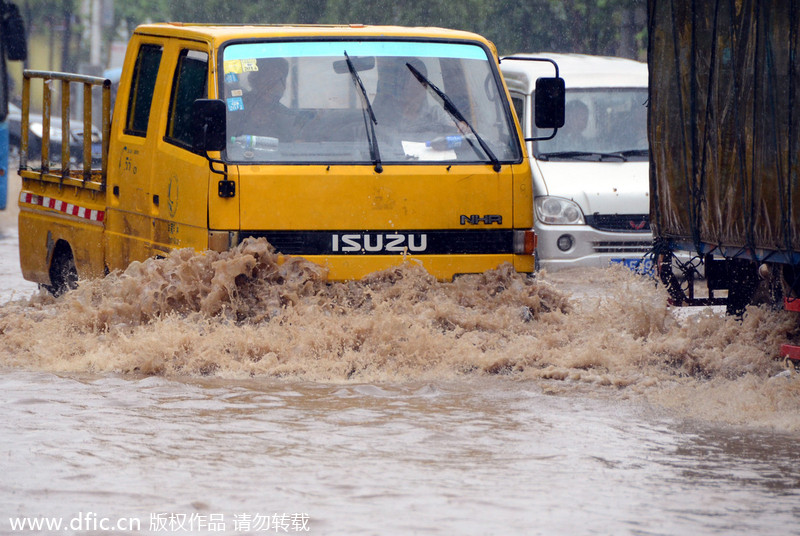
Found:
<box><xmin>192</xmin><ymin>99</ymin><xmax>227</xmax><ymax>152</ymax></box>
<box><xmin>533</xmin><ymin>77</ymin><xmax>565</xmax><ymax>131</ymax></box>
<box><xmin>500</xmin><ymin>56</ymin><xmax>564</xmax><ymax>142</ymax></box>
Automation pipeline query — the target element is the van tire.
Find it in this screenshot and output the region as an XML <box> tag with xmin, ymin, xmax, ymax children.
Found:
<box><xmin>45</xmin><ymin>242</ymin><xmax>78</xmax><ymax>297</ymax></box>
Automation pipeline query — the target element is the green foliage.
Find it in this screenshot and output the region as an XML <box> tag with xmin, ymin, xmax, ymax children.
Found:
<box><xmin>114</xmin><ymin>0</ymin><xmax>172</xmax><ymax>34</ymax></box>
<box><xmin>157</xmin><ymin>0</ymin><xmax>646</xmax><ymax>57</ymax></box>
<box><xmin>22</xmin><ymin>0</ymin><xmax>647</xmax><ymax>64</ymax></box>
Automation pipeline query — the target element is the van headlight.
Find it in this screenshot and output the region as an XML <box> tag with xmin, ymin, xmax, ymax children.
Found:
<box><xmin>534</xmin><ymin>196</ymin><xmax>585</xmax><ymax>225</ymax></box>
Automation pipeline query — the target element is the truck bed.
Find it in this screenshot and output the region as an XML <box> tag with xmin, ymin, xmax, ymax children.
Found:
<box><xmin>649</xmin><ymin>0</ymin><xmax>800</xmax><ymax>265</ymax></box>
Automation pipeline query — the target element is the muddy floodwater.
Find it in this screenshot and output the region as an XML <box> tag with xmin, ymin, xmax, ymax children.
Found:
<box><xmin>2</xmin><ymin>174</ymin><xmax>800</xmax><ymax>535</ymax></box>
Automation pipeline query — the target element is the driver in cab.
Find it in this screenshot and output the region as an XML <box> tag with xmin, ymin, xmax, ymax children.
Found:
<box><xmin>372</xmin><ymin>58</ymin><xmax>456</xmax><ymax>139</ymax></box>
<box><xmin>234</xmin><ymin>58</ymin><xmax>301</xmax><ymax>142</ymax></box>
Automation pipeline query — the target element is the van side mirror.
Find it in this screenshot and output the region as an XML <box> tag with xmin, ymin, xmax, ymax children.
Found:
<box><xmin>192</xmin><ymin>99</ymin><xmax>227</xmax><ymax>152</ymax></box>
<box><xmin>532</xmin><ymin>77</ymin><xmax>565</xmax><ymax>137</ymax></box>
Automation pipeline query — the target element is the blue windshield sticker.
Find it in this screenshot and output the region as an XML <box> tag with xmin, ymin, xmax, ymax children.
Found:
<box><xmin>224</xmin><ymin>72</ymin><xmax>239</xmax><ymax>83</ymax></box>
<box><xmin>227</xmin><ymin>97</ymin><xmax>244</xmax><ymax>112</ymax></box>
<box><xmin>223</xmin><ymin>41</ymin><xmax>488</xmax><ymax>62</ymax></box>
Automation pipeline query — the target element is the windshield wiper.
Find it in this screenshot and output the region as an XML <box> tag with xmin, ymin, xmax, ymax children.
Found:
<box><xmin>344</xmin><ymin>51</ymin><xmax>382</xmax><ymax>173</ymax></box>
<box><xmin>615</xmin><ymin>149</ymin><xmax>649</xmax><ymax>158</ymax></box>
<box><xmin>405</xmin><ymin>62</ymin><xmax>502</xmax><ymax>172</ymax></box>
<box><xmin>538</xmin><ymin>151</ymin><xmax>628</xmax><ymax>162</ymax></box>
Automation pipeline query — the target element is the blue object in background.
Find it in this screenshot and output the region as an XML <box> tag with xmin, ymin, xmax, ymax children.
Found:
<box><xmin>0</xmin><ymin>121</ymin><xmax>8</xmax><ymax>210</ymax></box>
<box><xmin>426</xmin><ymin>135</ymin><xmax>463</xmax><ymax>150</ymax></box>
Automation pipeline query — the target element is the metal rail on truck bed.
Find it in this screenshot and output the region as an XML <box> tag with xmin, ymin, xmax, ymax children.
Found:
<box><xmin>19</xmin><ymin>70</ymin><xmax>111</xmax><ymax>191</ymax></box>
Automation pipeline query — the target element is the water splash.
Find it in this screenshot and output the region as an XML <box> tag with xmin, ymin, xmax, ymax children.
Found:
<box><xmin>2</xmin><ymin>238</ymin><xmax>800</xmax><ymax>428</ymax></box>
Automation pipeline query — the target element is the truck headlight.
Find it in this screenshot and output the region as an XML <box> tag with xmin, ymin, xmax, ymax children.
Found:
<box><xmin>534</xmin><ymin>196</ymin><xmax>585</xmax><ymax>225</ymax></box>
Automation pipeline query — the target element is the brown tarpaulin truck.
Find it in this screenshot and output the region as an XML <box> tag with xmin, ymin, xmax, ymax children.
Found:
<box><xmin>648</xmin><ymin>0</ymin><xmax>800</xmax><ymax>319</ymax></box>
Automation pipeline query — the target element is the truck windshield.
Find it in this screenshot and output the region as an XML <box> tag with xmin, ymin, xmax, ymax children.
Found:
<box><xmin>220</xmin><ymin>40</ymin><xmax>520</xmax><ymax>164</ymax></box>
<box><xmin>534</xmin><ymin>88</ymin><xmax>648</xmax><ymax>161</ymax></box>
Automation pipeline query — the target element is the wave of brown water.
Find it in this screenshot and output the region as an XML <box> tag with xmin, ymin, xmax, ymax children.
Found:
<box><xmin>2</xmin><ymin>238</ymin><xmax>800</xmax><ymax>430</ymax></box>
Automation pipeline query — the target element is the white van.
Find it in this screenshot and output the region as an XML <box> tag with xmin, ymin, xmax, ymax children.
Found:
<box><xmin>501</xmin><ymin>53</ymin><xmax>651</xmax><ymax>272</ymax></box>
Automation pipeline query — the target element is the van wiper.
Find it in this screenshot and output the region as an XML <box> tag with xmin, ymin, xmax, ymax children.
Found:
<box><xmin>405</xmin><ymin>62</ymin><xmax>501</xmax><ymax>172</ymax></box>
<box><xmin>538</xmin><ymin>151</ymin><xmax>628</xmax><ymax>162</ymax></box>
<box><xmin>344</xmin><ymin>51</ymin><xmax>382</xmax><ymax>173</ymax></box>
<box><xmin>616</xmin><ymin>149</ymin><xmax>649</xmax><ymax>158</ymax></box>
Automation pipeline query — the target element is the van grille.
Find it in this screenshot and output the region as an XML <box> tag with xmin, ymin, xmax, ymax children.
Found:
<box><xmin>585</xmin><ymin>214</ymin><xmax>650</xmax><ymax>232</ymax></box>
<box><xmin>593</xmin><ymin>241</ymin><xmax>653</xmax><ymax>254</ymax></box>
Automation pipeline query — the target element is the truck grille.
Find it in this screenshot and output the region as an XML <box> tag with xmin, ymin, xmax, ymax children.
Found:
<box><xmin>593</xmin><ymin>241</ymin><xmax>653</xmax><ymax>254</ymax></box>
<box><xmin>585</xmin><ymin>214</ymin><xmax>650</xmax><ymax>232</ymax></box>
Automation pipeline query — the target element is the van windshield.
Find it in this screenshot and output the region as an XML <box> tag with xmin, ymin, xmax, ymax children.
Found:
<box><xmin>534</xmin><ymin>88</ymin><xmax>648</xmax><ymax>161</ymax></box>
<box><xmin>220</xmin><ymin>40</ymin><xmax>520</xmax><ymax>165</ymax></box>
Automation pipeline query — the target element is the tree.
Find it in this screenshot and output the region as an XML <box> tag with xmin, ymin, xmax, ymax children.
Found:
<box><xmin>114</xmin><ymin>0</ymin><xmax>171</xmax><ymax>35</ymax></box>
<box><xmin>22</xmin><ymin>0</ymin><xmax>649</xmax><ymax>73</ymax></box>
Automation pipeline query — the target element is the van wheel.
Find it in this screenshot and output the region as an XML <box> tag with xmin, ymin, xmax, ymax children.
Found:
<box><xmin>45</xmin><ymin>243</ymin><xmax>78</xmax><ymax>297</ymax></box>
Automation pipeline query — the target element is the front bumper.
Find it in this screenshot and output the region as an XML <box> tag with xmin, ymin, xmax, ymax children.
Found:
<box><xmin>535</xmin><ymin>223</ymin><xmax>653</xmax><ymax>271</ymax></box>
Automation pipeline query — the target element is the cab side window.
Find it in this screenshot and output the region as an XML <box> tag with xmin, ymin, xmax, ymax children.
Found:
<box><xmin>165</xmin><ymin>49</ymin><xmax>209</xmax><ymax>149</ymax></box>
<box><xmin>125</xmin><ymin>44</ymin><xmax>163</xmax><ymax>136</ymax></box>
<box><xmin>511</xmin><ymin>95</ymin><xmax>525</xmax><ymax>127</ymax></box>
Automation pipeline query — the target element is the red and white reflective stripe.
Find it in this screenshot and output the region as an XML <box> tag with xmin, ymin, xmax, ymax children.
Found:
<box><xmin>19</xmin><ymin>192</ymin><xmax>105</xmax><ymax>222</ymax></box>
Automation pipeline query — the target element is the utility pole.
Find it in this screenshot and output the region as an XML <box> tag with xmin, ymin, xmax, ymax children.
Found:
<box><xmin>90</xmin><ymin>0</ymin><xmax>101</xmax><ymax>66</ymax></box>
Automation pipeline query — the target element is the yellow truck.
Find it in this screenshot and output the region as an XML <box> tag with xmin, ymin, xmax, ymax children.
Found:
<box><xmin>17</xmin><ymin>23</ymin><xmax>564</xmax><ymax>294</ymax></box>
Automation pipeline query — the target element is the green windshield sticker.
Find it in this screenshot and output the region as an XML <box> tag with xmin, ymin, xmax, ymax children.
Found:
<box><xmin>223</xmin><ymin>41</ymin><xmax>487</xmax><ymax>64</ymax></box>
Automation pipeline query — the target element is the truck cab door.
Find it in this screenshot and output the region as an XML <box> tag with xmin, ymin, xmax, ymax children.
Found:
<box><xmin>149</xmin><ymin>48</ymin><xmax>218</xmax><ymax>256</ymax></box>
<box><xmin>106</xmin><ymin>40</ymin><xmax>165</xmax><ymax>271</ymax></box>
